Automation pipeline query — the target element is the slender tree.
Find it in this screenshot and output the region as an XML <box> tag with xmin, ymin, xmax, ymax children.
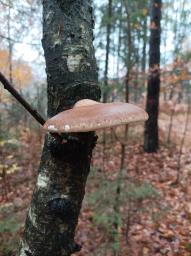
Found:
<box><xmin>7</xmin><ymin>0</ymin><xmax>13</xmax><ymax>83</ymax></box>
<box><xmin>116</xmin><ymin>2</ymin><xmax>122</xmax><ymax>80</ymax></box>
<box><xmin>144</xmin><ymin>0</ymin><xmax>162</xmax><ymax>153</ymax></box>
<box><xmin>124</xmin><ymin>3</ymin><xmax>131</xmax><ymax>104</ymax></box>
<box><xmin>142</xmin><ymin>14</ymin><xmax>147</xmax><ymax>74</ymax></box>
<box><xmin>18</xmin><ymin>1</ymin><xmax>100</xmax><ymax>255</ymax></box>
<box><xmin>103</xmin><ymin>0</ymin><xmax>112</xmax><ymax>103</ymax></box>
<box><xmin>101</xmin><ymin>0</ymin><xmax>112</xmax><ymax>172</ymax></box>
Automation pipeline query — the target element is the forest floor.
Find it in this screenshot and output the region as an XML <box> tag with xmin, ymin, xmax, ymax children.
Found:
<box><xmin>0</xmin><ymin>109</ymin><xmax>191</xmax><ymax>256</ymax></box>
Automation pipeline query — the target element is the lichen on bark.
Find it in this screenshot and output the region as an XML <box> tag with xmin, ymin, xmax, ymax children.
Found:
<box><xmin>18</xmin><ymin>0</ymin><xmax>100</xmax><ymax>255</ymax></box>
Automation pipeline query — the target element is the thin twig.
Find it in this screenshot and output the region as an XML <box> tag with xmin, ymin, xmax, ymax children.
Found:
<box><xmin>0</xmin><ymin>34</ymin><xmax>40</xmax><ymax>46</ymax></box>
<box><xmin>167</xmin><ymin>99</ymin><xmax>177</xmax><ymax>144</ymax></box>
<box><xmin>176</xmin><ymin>102</ymin><xmax>191</xmax><ymax>183</ymax></box>
<box><xmin>111</xmin><ymin>128</ymin><xmax>128</xmax><ymax>146</ymax></box>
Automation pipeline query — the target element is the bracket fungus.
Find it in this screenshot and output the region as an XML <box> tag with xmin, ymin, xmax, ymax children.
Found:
<box><xmin>43</xmin><ymin>99</ymin><xmax>148</xmax><ymax>133</ymax></box>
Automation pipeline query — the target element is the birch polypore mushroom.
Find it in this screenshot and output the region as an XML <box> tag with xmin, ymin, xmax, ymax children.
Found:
<box><xmin>43</xmin><ymin>99</ymin><xmax>148</xmax><ymax>133</ymax></box>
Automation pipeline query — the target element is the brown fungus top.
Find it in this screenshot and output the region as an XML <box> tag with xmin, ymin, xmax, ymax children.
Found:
<box><xmin>43</xmin><ymin>99</ymin><xmax>148</xmax><ymax>133</ymax></box>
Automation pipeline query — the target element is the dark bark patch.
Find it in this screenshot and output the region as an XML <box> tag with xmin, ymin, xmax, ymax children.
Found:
<box><xmin>24</xmin><ymin>250</ymin><xmax>33</xmax><ymax>256</ymax></box>
<box><xmin>49</xmin><ymin>198</ymin><xmax>78</xmax><ymax>221</ymax></box>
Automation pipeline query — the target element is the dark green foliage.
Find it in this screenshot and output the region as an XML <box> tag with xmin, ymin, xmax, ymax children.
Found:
<box><xmin>0</xmin><ymin>217</ymin><xmax>20</xmax><ymax>233</ymax></box>
<box><xmin>125</xmin><ymin>182</ymin><xmax>160</xmax><ymax>201</ymax></box>
<box><xmin>0</xmin><ymin>207</ymin><xmax>21</xmax><ymax>256</ymax></box>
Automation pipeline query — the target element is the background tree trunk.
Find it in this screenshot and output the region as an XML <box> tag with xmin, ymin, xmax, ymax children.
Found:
<box><xmin>141</xmin><ymin>16</ymin><xmax>147</xmax><ymax>74</ymax></box>
<box><xmin>7</xmin><ymin>0</ymin><xmax>13</xmax><ymax>83</ymax></box>
<box><xmin>103</xmin><ymin>0</ymin><xmax>112</xmax><ymax>103</ymax></box>
<box><xmin>144</xmin><ymin>0</ymin><xmax>162</xmax><ymax>153</ymax></box>
<box><xmin>18</xmin><ymin>1</ymin><xmax>100</xmax><ymax>255</ymax></box>
<box><xmin>123</xmin><ymin>1</ymin><xmax>131</xmax><ymax>105</ymax></box>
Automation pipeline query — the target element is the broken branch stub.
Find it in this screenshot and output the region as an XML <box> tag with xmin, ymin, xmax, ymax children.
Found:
<box><xmin>43</xmin><ymin>99</ymin><xmax>148</xmax><ymax>133</ymax></box>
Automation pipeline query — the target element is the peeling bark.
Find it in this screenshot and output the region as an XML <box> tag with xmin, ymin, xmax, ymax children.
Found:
<box><xmin>18</xmin><ymin>1</ymin><xmax>100</xmax><ymax>255</ymax></box>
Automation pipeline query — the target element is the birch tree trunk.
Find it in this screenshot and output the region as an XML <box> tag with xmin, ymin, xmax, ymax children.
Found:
<box><xmin>18</xmin><ymin>1</ymin><xmax>100</xmax><ymax>255</ymax></box>
<box><xmin>144</xmin><ymin>0</ymin><xmax>162</xmax><ymax>153</ymax></box>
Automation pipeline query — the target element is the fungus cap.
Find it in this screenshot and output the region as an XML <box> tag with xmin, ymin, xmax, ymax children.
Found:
<box><xmin>43</xmin><ymin>99</ymin><xmax>148</xmax><ymax>133</ymax></box>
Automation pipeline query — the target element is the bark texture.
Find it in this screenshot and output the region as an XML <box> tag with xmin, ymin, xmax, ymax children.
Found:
<box><xmin>144</xmin><ymin>0</ymin><xmax>162</xmax><ymax>153</ymax></box>
<box><xmin>18</xmin><ymin>1</ymin><xmax>100</xmax><ymax>255</ymax></box>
